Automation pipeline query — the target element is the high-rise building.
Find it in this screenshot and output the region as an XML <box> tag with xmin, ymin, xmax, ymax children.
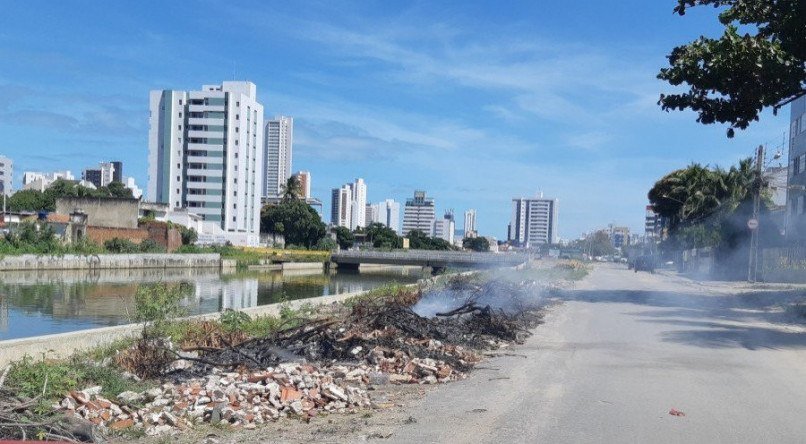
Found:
<box><xmin>0</xmin><ymin>156</ymin><xmax>12</xmax><ymax>196</ymax></box>
<box><xmin>82</xmin><ymin>162</ymin><xmax>116</xmax><ymax>188</ymax></box>
<box><xmin>331</xmin><ymin>184</ymin><xmax>352</xmax><ymax>228</ymax></box>
<box><xmin>330</xmin><ymin>178</ymin><xmax>366</xmax><ymax>230</ymax></box>
<box><xmin>111</xmin><ymin>161</ymin><xmax>123</xmax><ymax>183</ymax></box>
<box><xmin>464</xmin><ymin>209</ymin><xmax>477</xmax><ymax>237</ymax></box>
<box><xmin>509</xmin><ymin>196</ymin><xmax>558</xmax><ymax>247</ymax></box>
<box><xmin>402</xmin><ymin>191</ymin><xmax>436</xmax><ymax>236</ymax></box>
<box><xmin>147</xmin><ymin>81</ymin><xmax>264</xmax><ymax>246</ymax></box>
<box><xmin>434</xmin><ymin>211</ymin><xmax>455</xmax><ymax>244</ymax></box>
<box><xmin>291</xmin><ymin>170</ymin><xmax>311</xmax><ymax>199</ymax></box>
<box><xmin>264</xmin><ymin>116</ymin><xmax>293</xmax><ymax>198</ymax></box>
<box><xmin>788</xmin><ymin>96</ymin><xmax>806</xmax><ymax>241</ymax></box>
<box><xmin>609</xmin><ymin>224</ymin><xmax>630</xmax><ymax>248</ymax></box>
<box><xmin>350</xmin><ymin>178</ymin><xmax>367</xmax><ymax>230</ymax></box>
<box><xmin>368</xmin><ymin>199</ymin><xmax>401</xmax><ymax>233</ymax></box>
<box><xmin>645</xmin><ymin>205</ymin><xmax>661</xmax><ymax>239</ymax></box>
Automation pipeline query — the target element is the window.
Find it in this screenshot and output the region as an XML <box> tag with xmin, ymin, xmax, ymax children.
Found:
<box><xmin>179</xmin><ymin>99</ymin><xmax>183</xmax><ymax>105</ymax></box>
<box><xmin>236</xmin><ymin>101</ymin><xmax>240</xmax><ymax>107</ymax></box>
<box><xmin>795</xmin><ymin>159</ymin><xmax>801</xmax><ymax>175</ymax></box>
<box><xmin>177</xmin><ymin>176</ymin><xmax>181</xmax><ymax>182</ymax></box>
<box><xmin>177</xmin><ymin>163</ymin><xmax>181</xmax><ymax>169</ymax></box>
<box><xmin>179</xmin><ymin>112</ymin><xmax>182</xmax><ymax>118</ymax></box>
<box><xmin>236</xmin><ymin>114</ymin><xmax>239</xmax><ymax>120</ymax></box>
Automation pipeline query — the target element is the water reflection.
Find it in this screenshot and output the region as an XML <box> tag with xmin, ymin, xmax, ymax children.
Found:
<box><xmin>0</xmin><ymin>266</ymin><xmax>423</xmax><ymax>340</ymax></box>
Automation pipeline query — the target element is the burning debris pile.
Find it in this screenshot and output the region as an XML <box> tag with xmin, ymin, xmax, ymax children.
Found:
<box><xmin>46</xmin><ymin>272</ymin><xmax>549</xmax><ymax>438</ymax></box>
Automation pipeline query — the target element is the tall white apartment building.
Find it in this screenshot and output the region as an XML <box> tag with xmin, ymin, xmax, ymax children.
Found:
<box><xmin>147</xmin><ymin>81</ymin><xmax>264</xmax><ymax>246</ymax></box>
<box><xmin>330</xmin><ymin>178</ymin><xmax>367</xmax><ymax>230</ymax></box>
<box><xmin>464</xmin><ymin>209</ymin><xmax>477</xmax><ymax>237</ymax></box>
<box><xmin>331</xmin><ymin>184</ymin><xmax>353</xmax><ymax>228</ymax></box>
<box><xmin>402</xmin><ymin>191</ymin><xmax>436</xmax><ymax>236</ymax></box>
<box><xmin>367</xmin><ymin>199</ymin><xmax>401</xmax><ymax>233</ymax></box>
<box><xmin>264</xmin><ymin>116</ymin><xmax>293</xmax><ymax>198</ymax></box>
<box><xmin>508</xmin><ymin>196</ymin><xmax>558</xmax><ymax>247</ymax></box>
<box><xmin>0</xmin><ymin>156</ymin><xmax>12</xmax><ymax>196</ymax></box>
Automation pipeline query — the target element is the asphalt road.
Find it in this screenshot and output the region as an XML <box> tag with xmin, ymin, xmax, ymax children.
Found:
<box><xmin>388</xmin><ymin>264</ymin><xmax>806</xmax><ymax>443</ymax></box>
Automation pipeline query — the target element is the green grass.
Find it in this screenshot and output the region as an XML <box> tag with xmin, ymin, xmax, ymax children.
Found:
<box><xmin>5</xmin><ymin>355</ymin><xmax>150</xmax><ymax>406</ymax></box>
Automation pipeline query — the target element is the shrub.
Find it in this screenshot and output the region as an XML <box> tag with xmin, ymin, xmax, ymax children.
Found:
<box><xmin>138</xmin><ymin>239</ymin><xmax>165</xmax><ymax>253</ymax></box>
<box><xmin>104</xmin><ymin>238</ymin><xmax>139</xmax><ymax>253</ymax></box>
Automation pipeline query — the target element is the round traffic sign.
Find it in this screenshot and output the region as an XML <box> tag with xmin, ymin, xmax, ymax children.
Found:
<box><xmin>747</xmin><ymin>218</ymin><xmax>759</xmax><ymax>230</ymax></box>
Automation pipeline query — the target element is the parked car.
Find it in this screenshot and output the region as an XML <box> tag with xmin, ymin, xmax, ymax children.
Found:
<box><xmin>634</xmin><ymin>255</ymin><xmax>656</xmax><ymax>273</ymax></box>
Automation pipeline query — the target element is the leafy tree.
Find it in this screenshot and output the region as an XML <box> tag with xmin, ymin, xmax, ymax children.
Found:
<box><xmin>7</xmin><ymin>189</ymin><xmax>48</xmax><ymax>212</ymax></box>
<box><xmin>104</xmin><ymin>181</ymin><xmax>134</xmax><ymax>199</ymax></box>
<box><xmin>176</xmin><ymin>225</ymin><xmax>198</xmax><ymax>245</ymax></box>
<box><xmin>104</xmin><ymin>238</ymin><xmax>140</xmax><ymax>253</ymax></box>
<box><xmin>585</xmin><ymin>231</ymin><xmax>616</xmax><ymax>257</ymax></box>
<box><xmin>333</xmin><ymin>226</ymin><xmax>355</xmax><ymax>249</ymax></box>
<box><xmin>407</xmin><ymin>230</ymin><xmax>454</xmax><ymax>251</ymax></box>
<box><xmin>365</xmin><ymin>223</ymin><xmax>403</xmax><ymax>249</ymax></box>
<box><xmin>280</xmin><ymin>176</ymin><xmax>303</xmax><ymax>201</ymax></box>
<box><xmin>260</xmin><ymin>199</ymin><xmax>326</xmax><ymax>248</ymax></box>
<box><xmin>462</xmin><ymin>236</ymin><xmax>490</xmax><ymax>252</ymax></box>
<box><xmin>658</xmin><ymin>0</ymin><xmax>806</xmax><ymax>137</ymax></box>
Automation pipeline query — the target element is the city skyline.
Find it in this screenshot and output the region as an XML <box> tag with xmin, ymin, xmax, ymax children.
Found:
<box><xmin>0</xmin><ymin>1</ymin><xmax>790</xmax><ymax>239</ymax></box>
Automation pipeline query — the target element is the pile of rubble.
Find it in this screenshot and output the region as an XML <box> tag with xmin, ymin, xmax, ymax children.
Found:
<box><xmin>52</xmin><ymin>273</ymin><xmax>549</xmax><ymax>438</ymax></box>
<box><xmin>56</xmin><ymin>363</ymin><xmax>371</xmax><ymax>436</ymax></box>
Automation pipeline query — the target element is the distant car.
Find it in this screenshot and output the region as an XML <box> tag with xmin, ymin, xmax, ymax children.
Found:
<box><xmin>634</xmin><ymin>255</ymin><xmax>656</xmax><ymax>273</ymax></box>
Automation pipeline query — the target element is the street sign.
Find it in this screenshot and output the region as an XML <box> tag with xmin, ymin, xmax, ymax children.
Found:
<box><xmin>747</xmin><ymin>218</ymin><xmax>759</xmax><ymax>230</ymax></box>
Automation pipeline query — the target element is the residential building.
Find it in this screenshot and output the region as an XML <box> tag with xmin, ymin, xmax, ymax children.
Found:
<box><xmin>788</xmin><ymin>96</ymin><xmax>806</xmax><ymax>241</ymax></box>
<box><xmin>111</xmin><ymin>161</ymin><xmax>123</xmax><ymax>183</ymax></box>
<box><xmin>350</xmin><ymin>178</ymin><xmax>367</xmax><ymax>230</ymax></box>
<box><xmin>402</xmin><ymin>190</ymin><xmax>436</xmax><ymax>236</ymax></box>
<box><xmin>508</xmin><ymin>196</ymin><xmax>558</xmax><ymax>247</ymax></box>
<box><xmin>766</xmin><ymin>166</ymin><xmax>788</xmax><ymax>209</ymax></box>
<box><xmin>292</xmin><ymin>170</ymin><xmax>311</xmax><ymax>199</ymax></box>
<box><xmin>331</xmin><ymin>185</ymin><xmax>352</xmax><ymax>228</ymax></box>
<box><xmin>22</xmin><ymin>170</ymin><xmax>74</xmax><ymax>191</ymax></box>
<box><xmin>368</xmin><ymin>199</ymin><xmax>401</xmax><ymax>233</ymax></box>
<box><xmin>329</xmin><ymin>178</ymin><xmax>367</xmax><ymax>230</ymax></box>
<box><xmin>645</xmin><ymin>205</ymin><xmax>662</xmax><ymax>240</ymax></box>
<box><xmin>147</xmin><ymin>81</ymin><xmax>264</xmax><ymax>246</ymax></box>
<box><xmin>463</xmin><ymin>209</ymin><xmax>477</xmax><ymax>238</ymax></box>
<box><xmin>0</xmin><ymin>156</ymin><xmax>11</xmax><ymax>196</ymax></box>
<box><xmin>434</xmin><ymin>211</ymin><xmax>455</xmax><ymax>244</ymax></box>
<box><xmin>82</xmin><ymin>162</ymin><xmax>116</xmax><ymax>188</ymax></box>
<box><xmin>365</xmin><ymin>203</ymin><xmax>378</xmax><ymax>225</ymax></box>
<box><xmin>609</xmin><ymin>224</ymin><xmax>630</xmax><ymax>249</ymax></box>
<box><xmin>264</xmin><ymin>116</ymin><xmax>293</xmax><ymax>198</ymax></box>
<box><xmin>125</xmin><ymin>177</ymin><xmax>143</xmax><ymax>199</ymax></box>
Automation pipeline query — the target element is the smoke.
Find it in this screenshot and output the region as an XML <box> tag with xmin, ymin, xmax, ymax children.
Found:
<box><xmin>411</xmin><ymin>270</ymin><xmax>547</xmax><ymax>318</ymax></box>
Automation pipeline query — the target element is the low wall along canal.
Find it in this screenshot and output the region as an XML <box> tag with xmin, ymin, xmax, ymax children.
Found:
<box><xmin>0</xmin><ymin>253</ymin><xmax>222</xmax><ymax>271</ymax></box>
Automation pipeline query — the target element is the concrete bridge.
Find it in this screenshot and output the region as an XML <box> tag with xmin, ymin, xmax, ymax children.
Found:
<box><xmin>331</xmin><ymin>250</ymin><xmax>529</xmax><ymax>270</ymax></box>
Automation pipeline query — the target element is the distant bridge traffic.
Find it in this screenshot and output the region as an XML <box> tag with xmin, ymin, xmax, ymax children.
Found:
<box><xmin>331</xmin><ymin>250</ymin><xmax>530</xmax><ymax>269</ymax></box>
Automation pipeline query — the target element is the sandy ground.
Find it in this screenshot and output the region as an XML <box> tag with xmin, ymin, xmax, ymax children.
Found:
<box><xmin>132</xmin><ymin>264</ymin><xmax>806</xmax><ymax>443</ymax></box>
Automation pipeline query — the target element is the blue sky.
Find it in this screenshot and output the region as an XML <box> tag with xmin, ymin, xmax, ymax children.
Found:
<box><xmin>0</xmin><ymin>1</ymin><xmax>790</xmax><ymax>239</ymax></box>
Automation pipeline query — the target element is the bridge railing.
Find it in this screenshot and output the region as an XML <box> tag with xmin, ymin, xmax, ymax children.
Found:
<box><xmin>332</xmin><ymin>250</ymin><xmax>529</xmax><ymax>264</ymax></box>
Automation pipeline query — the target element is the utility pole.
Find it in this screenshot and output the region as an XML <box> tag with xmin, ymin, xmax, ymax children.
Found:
<box><xmin>748</xmin><ymin>145</ymin><xmax>763</xmax><ymax>282</ymax></box>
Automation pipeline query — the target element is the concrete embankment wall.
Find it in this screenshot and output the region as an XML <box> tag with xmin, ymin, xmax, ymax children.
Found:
<box><xmin>0</xmin><ymin>253</ymin><xmax>221</xmax><ymax>271</ymax></box>
<box><xmin>0</xmin><ymin>288</ymin><xmax>397</xmax><ymax>367</ymax></box>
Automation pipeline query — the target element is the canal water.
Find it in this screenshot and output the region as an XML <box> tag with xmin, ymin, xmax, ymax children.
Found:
<box><xmin>0</xmin><ymin>267</ymin><xmax>423</xmax><ymax>340</ymax></box>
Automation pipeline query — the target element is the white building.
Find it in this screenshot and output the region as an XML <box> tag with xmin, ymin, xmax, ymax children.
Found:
<box><xmin>508</xmin><ymin>196</ymin><xmax>558</xmax><ymax>247</ymax></box>
<box><xmin>368</xmin><ymin>199</ymin><xmax>401</xmax><ymax>233</ymax></box>
<box><xmin>350</xmin><ymin>178</ymin><xmax>367</xmax><ymax>230</ymax></box>
<box><xmin>463</xmin><ymin>209</ymin><xmax>477</xmax><ymax>237</ymax></box>
<box><xmin>82</xmin><ymin>162</ymin><xmax>117</xmax><ymax>188</ymax></box>
<box><xmin>125</xmin><ymin>177</ymin><xmax>143</xmax><ymax>199</ymax></box>
<box><xmin>22</xmin><ymin>170</ymin><xmax>74</xmax><ymax>191</ymax></box>
<box><xmin>0</xmin><ymin>156</ymin><xmax>12</xmax><ymax>196</ymax></box>
<box><xmin>264</xmin><ymin>116</ymin><xmax>293</xmax><ymax>198</ymax></box>
<box><xmin>330</xmin><ymin>178</ymin><xmax>367</xmax><ymax>230</ymax></box>
<box><xmin>292</xmin><ymin>170</ymin><xmax>311</xmax><ymax>199</ymax></box>
<box><xmin>331</xmin><ymin>184</ymin><xmax>352</xmax><ymax>228</ymax></box>
<box><xmin>434</xmin><ymin>211</ymin><xmax>455</xmax><ymax>244</ymax></box>
<box><xmin>147</xmin><ymin>81</ymin><xmax>264</xmax><ymax>246</ymax></box>
<box><xmin>402</xmin><ymin>190</ymin><xmax>436</xmax><ymax>236</ymax></box>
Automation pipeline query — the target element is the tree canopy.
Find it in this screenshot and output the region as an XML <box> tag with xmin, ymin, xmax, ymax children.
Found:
<box><xmin>365</xmin><ymin>223</ymin><xmax>403</xmax><ymax>249</ymax></box>
<box><xmin>7</xmin><ymin>179</ymin><xmax>134</xmax><ymax>212</ymax></box>
<box><xmin>462</xmin><ymin>236</ymin><xmax>490</xmax><ymax>252</ymax></box>
<box><xmin>658</xmin><ymin>0</ymin><xmax>805</xmax><ymax>136</ymax></box>
<box><xmin>407</xmin><ymin>230</ymin><xmax>454</xmax><ymax>251</ymax></box>
<box><xmin>260</xmin><ymin>199</ymin><xmax>326</xmax><ymax>248</ymax></box>
<box><xmin>332</xmin><ymin>226</ymin><xmax>355</xmax><ymax>250</ymax></box>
